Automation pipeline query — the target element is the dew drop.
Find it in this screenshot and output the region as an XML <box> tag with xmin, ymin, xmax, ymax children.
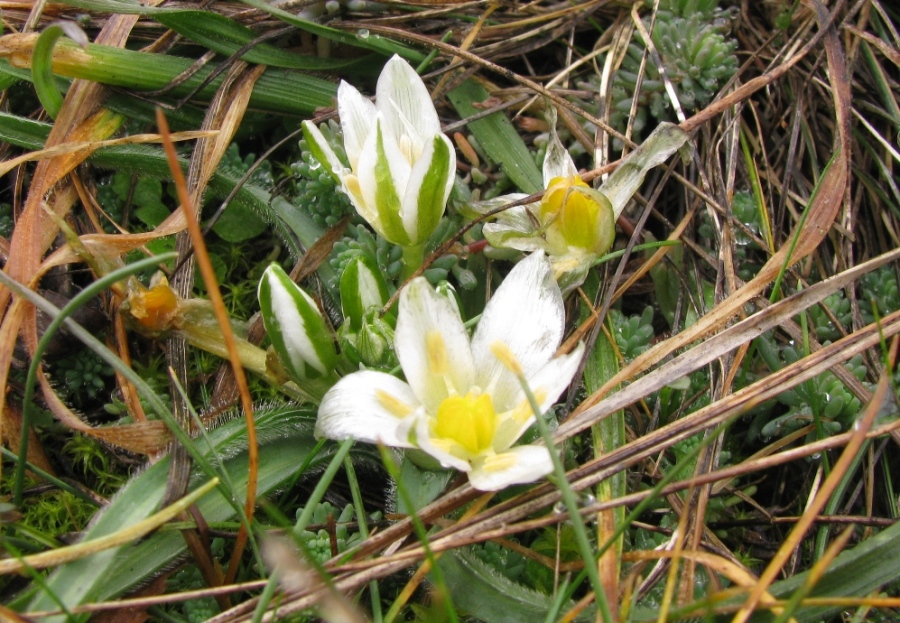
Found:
<box><xmin>357</xmin><ymin>28</ymin><xmax>370</xmax><ymax>39</ymax></box>
<box><xmin>552</xmin><ymin>501</ymin><xmax>566</xmax><ymax>515</ymax></box>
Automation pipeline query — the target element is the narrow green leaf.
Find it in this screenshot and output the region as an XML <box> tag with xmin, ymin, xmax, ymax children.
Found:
<box><xmin>153</xmin><ymin>10</ymin><xmax>367</xmax><ymax>71</ymax></box>
<box><xmin>19</xmin><ymin>36</ymin><xmax>337</xmax><ymax>116</ymax></box>
<box><xmin>32</xmin><ymin>22</ymin><xmax>88</xmax><ymax>118</ymax></box>
<box><xmin>447</xmin><ymin>80</ymin><xmax>543</xmax><ymax>195</ymax></box>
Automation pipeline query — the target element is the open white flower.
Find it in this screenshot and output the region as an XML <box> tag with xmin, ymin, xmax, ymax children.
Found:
<box><xmin>315</xmin><ymin>252</ymin><xmax>584</xmax><ymax>491</ymax></box>
<box><xmin>477</xmin><ymin>121</ymin><xmax>689</xmax><ymax>290</ymax></box>
<box><xmin>302</xmin><ymin>55</ymin><xmax>456</xmax><ymax>252</ymax></box>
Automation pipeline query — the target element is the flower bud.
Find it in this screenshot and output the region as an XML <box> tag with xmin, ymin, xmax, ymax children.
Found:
<box><xmin>257</xmin><ymin>263</ymin><xmax>337</xmax><ymax>384</ymax></box>
<box><xmin>340</xmin><ymin>255</ymin><xmax>391</xmax><ymax>331</ymax></box>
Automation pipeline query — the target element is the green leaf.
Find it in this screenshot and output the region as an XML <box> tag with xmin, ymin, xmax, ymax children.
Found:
<box><xmin>32</xmin><ymin>22</ymin><xmax>88</xmax><ymax>118</ymax></box>
<box><xmin>20</xmin><ymin>405</ymin><xmax>332</xmax><ymax>621</ymax></box>
<box><xmin>17</xmin><ymin>36</ymin><xmax>337</xmax><ymax>116</ymax></box>
<box><xmin>447</xmin><ymin>80</ymin><xmax>543</xmax><ymax>195</ymax></box>
<box><xmin>436</xmin><ymin>547</ymin><xmax>588</xmax><ymax>623</ymax></box>
<box><xmin>153</xmin><ymin>10</ymin><xmax>368</xmax><ymax>71</ymax></box>
<box><xmin>133</xmin><ymin>202</ymin><xmax>170</xmax><ymax>228</ymax></box>
<box><xmin>0</xmin><ymin>111</ymin><xmax>336</xmax><ymax>289</ymax></box>
<box><xmin>211</xmin><ymin>200</ymin><xmax>267</xmax><ymax>242</ymax></box>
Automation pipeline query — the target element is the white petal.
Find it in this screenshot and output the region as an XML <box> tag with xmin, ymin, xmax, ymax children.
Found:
<box><xmin>471</xmin><ymin>252</ymin><xmax>565</xmax><ymax>409</ymax></box>
<box><xmin>598</xmin><ymin>122</ymin><xmax>689</xmax><ymax>217</ymax></box>
<box><xmin>493</xmin><ymin>342</ymin><xmax>585</xmax><ymax>451</ymax></box>
<box><xmin>468</xmin><ymin>445</ymin><xmax>553</xmax><ymax>491</ymax></box>
<box><xmin>337</xmin><ymin>80</ymin><xmax>377</xmax><ymax>171</ymax></box>
<box><xmin>355</xmin><ymin>114</ymin><xmax>412</xmax><ymax>242</ymax></box>
<box><xmin>396</xmin><ymin>278</ymin><xmax>474</xmax><ymax>412</ymax></box>
<box><xmin>377</xmin><ymin>55</ymin><xmax>441</xmax><ymax>148</ymax></box>
<box><xmin>542</xmin><ymin>128</ymin><xmax>578</xmax><ymax>185</ymax></box>
<box><xmin>315</xmin><ymin>371</ymin><xmax>420</xmax><ymax>447</ymax></box>
<box><xmin>301</xmin><ymin>120</ymin><xmax>347</xmax><ymax>182</ymax></box>
<box><xmin>413</xmin><ymin>415</ymin><xmax>471</xmax><ymax>473</ymax></box>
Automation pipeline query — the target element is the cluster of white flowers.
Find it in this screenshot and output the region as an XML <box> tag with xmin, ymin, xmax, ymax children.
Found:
<box><xmin>260</xmin><ymin>54</ymin><xmax>688</xmax><ymax>490</ymax></box>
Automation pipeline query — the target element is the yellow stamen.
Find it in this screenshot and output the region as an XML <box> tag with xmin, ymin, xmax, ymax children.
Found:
<box><xmin>490</xmin><ymin>341</ymin><xmax>523</xmax><ymax>376</ymax></box>
<box><xmin>376</xmin><ymin>390</ymin><xmax>415</xmax><ymax>418</ymax></box>
<box><xmin>433</xmin><ymin>392</ymin><xmax>497</xmax><ymax>455</ymax></box>
<box><xmin>482</xmin><ymin>453</ymin><xmax>517</xmax><ymax>473</ymax></box>
<box><xmin>426</xmin><ymin>330</ymin><xmax>448</xmax><ymax>375</ymax></box>
<box><xmin>509</xmin><ymin>389</ymin><xmax>547</xmax><ymax>424</ymax></box>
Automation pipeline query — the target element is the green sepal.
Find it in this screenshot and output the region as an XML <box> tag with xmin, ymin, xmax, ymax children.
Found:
<box><xmin>412</xmin><ymin>134</ymin><xmax>454</xmax><ymax>245</ymax></box>
<box><xmin>258</xmin><ymin>263</ymin><xmax>337</xmax><ymax>384</ymax></box>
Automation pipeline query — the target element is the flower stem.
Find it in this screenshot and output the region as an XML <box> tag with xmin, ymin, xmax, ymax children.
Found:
<box><xmin>400</xmin><ymin>243</ymin><xmax>426</xmax><ymax>281</ymax></box>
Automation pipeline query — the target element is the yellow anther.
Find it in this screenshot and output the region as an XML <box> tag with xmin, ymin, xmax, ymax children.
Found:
<box><xmin>426</xmin><ymin>330</ymin><xmax>448</xmax><ymax>375</ymax></box>
<box><xmin>490</xmin><ymin>341</ymin><xmax>523</xmax><ymax>376</ymax></box>
<box><xmin>433</xmin><ymin>392</ymin><xmax>497</xmax><ymax>455</ymax></box>
<box><xmin>376</xmin><ymin>390</ymin><xmax>415</xmax><ymax>418</ymax></box>
<box><xmin>482</xmin><ymin>453</ymin><xmax>517</xmax><ymax>473</ymax></box>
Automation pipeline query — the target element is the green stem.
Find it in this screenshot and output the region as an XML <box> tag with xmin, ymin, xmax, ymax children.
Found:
<box><xmin>400</xmin><ymin>243</ymin><xmax>426</xmax><ymax>281</ymax></box>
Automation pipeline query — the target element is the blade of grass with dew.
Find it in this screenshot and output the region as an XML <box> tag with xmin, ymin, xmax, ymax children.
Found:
<box><xmin>0</xmin><ymin>34</ymin><xmax>338</xmax><ymax>116</ymax></box>
<box><xmin>447</xmin><ymin>80</ymin><xmax>543</xmax><ymax>195</ymax></box>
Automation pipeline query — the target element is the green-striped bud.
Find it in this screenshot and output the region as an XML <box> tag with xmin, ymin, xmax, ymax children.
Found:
<box><xmin>258</xmin><ymin>263</ymin><xmax>337</xmax><ymax>385</ymax></box>
<box><xmin>340</xmin><ymin>255</ymin><xmax>391</xmax><ymax>331</ymax></box>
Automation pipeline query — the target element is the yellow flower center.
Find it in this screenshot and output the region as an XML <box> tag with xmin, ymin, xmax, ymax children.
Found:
<box><xmin>540</xmin><ymin>176</ymin><xmax>612</xmax><ymax>252</ymax></box>
<box><xmin>432</xmin><ymin>392</ymin><xmax>497</xmax><ymax>455</ymax></box>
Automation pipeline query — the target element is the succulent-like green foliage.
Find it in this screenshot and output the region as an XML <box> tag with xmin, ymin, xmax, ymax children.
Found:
<box><xmin>808</xmin><ymin>291</ymin><xmax>852</xmax><ymax>343</ymax></box>
<box><xmin>608</xmin><ymin>5</ymin><xmax>738</xmax><ymax>136</ymax></box>
<box><xmin>610</xmin><ymin>306</ymin><xmax>655</xmax><ymax>362</ymax></box>
<box><xmin>53</xmin><ymin>350</ymin><xmax>114</xmax><ymax>408</ymax></box>
<box><xmin>294</xmin><ymin>502</ymin><xmax>361</xmax><ymax>564</ymax></box>
<box><xmin>752</xmin><ymin>334</ymin><xmax>867</xmax><ymax>440</ymax></box>
<box><xmin>291</xmin><ymin>121</ymin><xmax>357</xmax><ymax>229</ymax></box>
<box><xmin>331</xmin><ymin>224</ymin><xmax>404</xmax><ymax>292</ymax></box>
<box><xmin>860</xmin><ymin>265</ymin><xmax>900</xmax><ymax>324</ymax></box>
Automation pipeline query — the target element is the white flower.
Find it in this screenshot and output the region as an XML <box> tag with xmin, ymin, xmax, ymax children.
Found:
<box><xmin>315</xmin><ymin>252</ymin><xmax>584</xmax><ymax>491</ymax></box>
<box><xmin>477</xmin><ymin>121</ymin><xmax>689</xmax><ymax>290</ymax></box>
<box><xmin>302</xmin><ymin>55</ymin><xmax>456</xmax><ymax>249</ymax></box>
